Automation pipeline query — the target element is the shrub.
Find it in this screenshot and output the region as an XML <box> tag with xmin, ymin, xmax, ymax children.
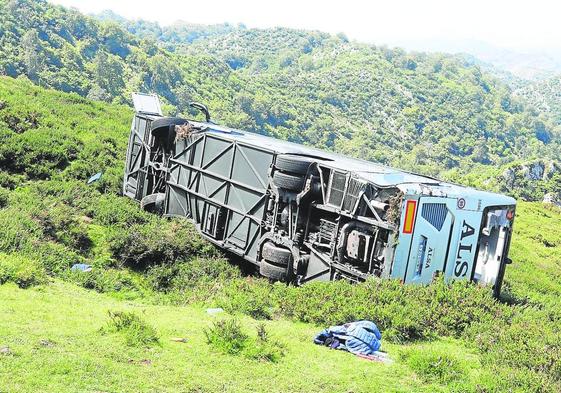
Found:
<box><xmin>67</xmin><ymin>268</ymin><xmax>149</xmax><ymax>299</ymax></box>
<box><xmin>0</xmin><ymin>253</ymin><xmax>48</xmax><ymax>288</ymax></box>
<box><xmin>244</xmin><ymin>323</ymin><xmax>285</xmax><ymax>362</ymax></box>
<box><xmin>107</xmin><ymin>218</ymin><xmax>217</xmax><ymax>269</ymax></box>
<box><xmin>0</xmin><ymin>185</ymin><xmax>93</xmax><ymax>274</ymax></box>
<box><xmin>31</xmin><ymin>241</ymin><xmax>83</xmax><ymax>275</ymax></box>
<box><xmin>0</xmin><ymin>207</ymin><xmax>43</xmax><ymax>253</ymax></box>
<box><xmin>466</xmin><ymin>306</ymin><xmax>561</xmax><ymax>391</ymax></box>
<box><xmin>400</xmin><ymin>348</ymin><xmax>466</xmax><ymax>385</ymax></box>
<box><xmin>204</xmin><ymin>318</ymin><xmax>284</xmax><ymax>362</ymax></box>
<box><xmin>0</xmin><ymin>128</ymin><xmax>82</xmax><ymax>180</ymax></box>
<box><xmin>32</xmin><ymin>202</ymin><xmax>91</xmax><ymax>252</ymax></box>
<box><xmin>148</xmin><ymin>256</ymin><xmax>240</xmax><ymax>293</ymax></box>
<box><xmin>103</xmin><ymin>310</ymin><xmax>160</xmax><ymax>347</ymax></box>
<box><xmin>274</xmin><ymin>277</ymin><xmax>502</xmax><ymax>343</ymax></box>
<box><xmin>0</xmin><ymin>171</ymin><xmax>25</xmax><ymax>189</ymax></box>
<box><xmin>216</xmin><ymin>278</ymin><xmax>278</xmax><ymax>320</ymax></box>
<box><xmin>204</xmin><ymin>318</ymin><xmax>248</xmax><ymax>355</ymax></box>
<box><xmin>26</xmin><ymin>180</ymin><xmax>99</xmax><ymax>213</ymax></box>
<box><xmin>0</xmin><ymin>186</ymin><xmax>9</xmax><ymax>208</ymax></box>
<box><xmin>92</xmin><ymin>194</ymin><xmax>150</xmax><ymax>227</ymax></box>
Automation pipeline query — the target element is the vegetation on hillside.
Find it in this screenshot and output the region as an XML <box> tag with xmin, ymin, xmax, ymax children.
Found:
<box><xmin>0</xmin><ymin>1</ymin><xmax>560</xmax><ymax>391</ymax></box>
<box><xmin>0</xmin><ymin>74</ymin><xmax>560</xmax><ymax>392</ymax></box>
<box><xmin>516</xmin><ymin>75</ymin><xmax>561</xmax><ymax>126</ymax></box>
<box><xmin>2</xmin><ymin>281</ymin><xmax>470</xmax><ymax>393</ymax></box>
<box><xmin>0</xmin><ymin>0</ymin><xmax>560</xmax><ymax>199</ymax></box>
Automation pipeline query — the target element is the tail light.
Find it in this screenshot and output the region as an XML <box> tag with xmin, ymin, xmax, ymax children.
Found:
<box><xmin>403</xmin><ymin>200</ymin><xmax>417</xmax><ymax>234</ymax></box>
<box><xmin>506</xmin><ymin>209</ymin><xmax>514</xmax><ymax>221</ymax></box>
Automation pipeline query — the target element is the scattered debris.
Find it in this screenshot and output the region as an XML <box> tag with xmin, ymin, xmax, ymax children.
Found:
<box><xmin>170</xmin><ymin>337</ymin><xmax>188</xmax><ymax>343</ymax></box>
<box><xmin>71</xmin><ymin>263</ymin><xmax>92</xmax><ymax>272</ymax></box>
<box><xmin>386</xmin><ymin>191</ymin><xmax>404</xmax><ymax>226</ymax></box>
<box><xmin>0</xmin><ymin>346</ymin><xmax>12</xmax><ymax>356</ymax></box>
<box><xmin>128</xmin><ymin>358</ymin><xmax>152</xmax><ymax>365</ymax></box>
<box><xmin>314</xmin><ymin>320</ymin><xmax>392</xmax><ymax>363</ymax></box>
<box><xmin>87</xmin><ymin>172</ymin><xmax>103</xmax><ymax>184</ymax></box>
<box><xmin>39</xmin><ymin>339</ymin><xmax>55</xmax><ymax>347</ymax></box>
<box><xmin>175</xmin><ymin>123</ymin><xmax>194</xmax><ymax>141</ymax></box>
<box><xmin>206</xmin><ymin>308</ymin><xmax>224</xmax><ymax>315</ymax></box>
<box><xmin>356</xmin><ymin>352</ymin><xmax>394</xmax><ymax>364</ymax></box>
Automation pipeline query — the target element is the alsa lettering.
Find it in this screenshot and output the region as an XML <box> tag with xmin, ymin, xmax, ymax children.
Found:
<box><xmin>454</xmin><ymin>221</ymin><xmax>475</xmax><ymax>277</ymax></box>
<box><xmin>425</xmin><ymin>247</ymin><xmax>433</xmax><ymax>269</ymax></box>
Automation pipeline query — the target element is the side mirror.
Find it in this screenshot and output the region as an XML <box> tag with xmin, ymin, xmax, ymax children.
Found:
<box><xmin>189</xmin><ymin>102</ymin><xmax>212</xmax><ymax>123</ymax></box>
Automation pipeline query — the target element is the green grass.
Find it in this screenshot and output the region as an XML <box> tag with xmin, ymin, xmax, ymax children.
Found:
<box><xmin>0</xmin><ymin>280</ymin><xmax>486</xmax><ymax>393</ymax></box>
<box><xmin>507</xmin><ymin>202</ymin><xmax>561</xmax><ymax>305</ymax></box>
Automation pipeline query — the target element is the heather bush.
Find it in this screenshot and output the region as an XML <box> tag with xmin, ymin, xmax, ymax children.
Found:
<box><xmin>107</xmin><ymin>218</ymin><xmax>217</xmax><ymax>269</ymax></box>
<box><xmin>204</xmin><ymin>318</ymin><xmax>285</xmax><ymax>362</ymax></box>
<box><xmin>400</xmin><ymin>348</ymin><xmax>467</xmax><ymax>385</ymax></box>
<box><xmin>103</xmin><ymin>310</ymin><xmax>160</xmax><ymax>347</ymax></box>
<box><xmin>0</xmin><ymin>253</ymin><xmax>48</xmax><ymax>288</ymax></box>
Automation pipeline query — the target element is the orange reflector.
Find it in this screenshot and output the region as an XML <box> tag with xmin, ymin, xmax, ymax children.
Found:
<box><xmin>403</xmin><ymin>200</ymin><xmax>417</xmax><ymax>234</ymax></box>
<box><xmin>506</xmin><ymin>209</ymin><xmax>514</xmax><ymax>220</ymax></box>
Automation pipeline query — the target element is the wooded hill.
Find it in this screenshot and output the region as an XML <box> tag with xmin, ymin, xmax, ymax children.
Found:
<box><xmin>1</xmin><ymin>0</ymin><xmax>560</xmax><ymax>200</ymax></box>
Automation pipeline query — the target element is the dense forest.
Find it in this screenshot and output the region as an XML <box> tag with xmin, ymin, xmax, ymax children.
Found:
<box><xmin>516</xmin><ymin>75</ymin><xmax>561</xmax><ymax>126</ymax></box>
<box><xmin>0</xmin><ymin>0</ymin><xmax>560</xmax><ymax>201</ymax></box>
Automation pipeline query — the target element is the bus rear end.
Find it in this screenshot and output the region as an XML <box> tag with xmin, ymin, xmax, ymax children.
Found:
<box><xmin>390</xmin><ymin>191</ymin><xmax>516</xmax><ymax>296</ymax></box>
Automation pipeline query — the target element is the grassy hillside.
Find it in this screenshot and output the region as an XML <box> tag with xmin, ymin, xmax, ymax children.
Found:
<box><xmin>1</xmin><ymin>0</ymin><xmax>560</xmax><ymax>199</ymax></box>
<box><xmin>0</xmin><ymin>75</ymin><xmax>561</xmax><ymax>392</ymax></box>
<box><xmin>0</xmin><ymin>281</ymin><xmax>475</xmax><ymax>393</ymax></box>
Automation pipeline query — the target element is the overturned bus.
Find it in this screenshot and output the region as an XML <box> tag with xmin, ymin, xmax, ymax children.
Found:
<box><xmin>123</xmin><ymin>94</ymin><xmax>516</xmax><ymax>296</ymax></box>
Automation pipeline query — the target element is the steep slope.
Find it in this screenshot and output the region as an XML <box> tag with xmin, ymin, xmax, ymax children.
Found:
<box><xmin>0</xmin><ymin>75</ymin><xmax>560</xmax><ymax>393</ymax></box>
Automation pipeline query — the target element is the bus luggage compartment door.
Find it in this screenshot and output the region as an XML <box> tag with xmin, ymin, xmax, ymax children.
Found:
<box><xmin>123</xmin><ymin>115</ymin><xmax>152</xmax><ymax>201</ymax></box>
<box><xmin>404</xmin><ymin>197</ymin><xmax>455</xmax><ymax>284</ymax></box>
<box><xmin>201</xmin><ymin>201</ymin><xmax>227</xmax><ymax>240</ymax></box>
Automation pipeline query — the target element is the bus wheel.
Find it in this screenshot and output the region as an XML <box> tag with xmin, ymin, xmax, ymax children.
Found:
<box><xmin>261</xmin><ymin>242</ymin><xmax>291</xmax><ymax>266</ymax></box>
<box><xmin>272</xmin><ymin>171</ymin><xmax>305</xmax><ymax>191</ymax></box>
<box><xmin>140</xmin><ymin>193</ymin><xmax>165</xmax><ymax>214</ymax></box>
<box><xmin>275</xmin><ymin>155</ymin><xmax>314</xmax><ymax>175</ymax></box>
<box><xmin>259</xmin><ymin>260</ymin><xmax>289</xmax><ymax>281</ymax></box>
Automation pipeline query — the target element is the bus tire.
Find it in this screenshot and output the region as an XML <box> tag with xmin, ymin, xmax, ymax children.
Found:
<box><xmin>261</xmin><ymin>242</ymin><xmax>291</xmax><ymax>266</ymax></box>
<box><xmin>259</xmin><ymin>260</ymin><xmax>289</xmax><ymax>281</ymax></box>
<box><xmin>140</xmin><ymin>193</ymin><xmax>165</xmax><ymax>214</ymax></box>
<box><xmin>150</xmin><ymin>117</ymin><xmax>188</xmax><ymax>138</ymax></box>
<box><xmin>275</xmin><ymin>155</ymin><xmax>314</xmax><ymax>175</ymax></box>
<box><xmin>272</xmin><ymin>171</ymin><xmax>305</xmax><ymax>191</ymax></box>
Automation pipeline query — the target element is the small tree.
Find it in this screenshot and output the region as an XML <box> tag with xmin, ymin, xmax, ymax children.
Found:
<box><xmin>92</xmin><ymin>51</ymin><xmax>125</xmax><ymax>98</ymax></box>
<box><xmin>21</xmin><ymin>29</ymin><xmax>45</xmax><ymax>82</ymax></box>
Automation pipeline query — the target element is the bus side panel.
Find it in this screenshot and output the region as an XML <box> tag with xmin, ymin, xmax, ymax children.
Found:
<box><xmin>165</xmin><ymin>132</ymin><xmax>273</xmax><ymax>260</ymax></box>
<box><xmin>403</xmin><ymin>197</ymin><xmax>456</xmax><ymax>284</ymax></box>
<box><xmin>441</xmin><ymin>209</ymin><xmax>482</xmax><ymax>282</ymax></box>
